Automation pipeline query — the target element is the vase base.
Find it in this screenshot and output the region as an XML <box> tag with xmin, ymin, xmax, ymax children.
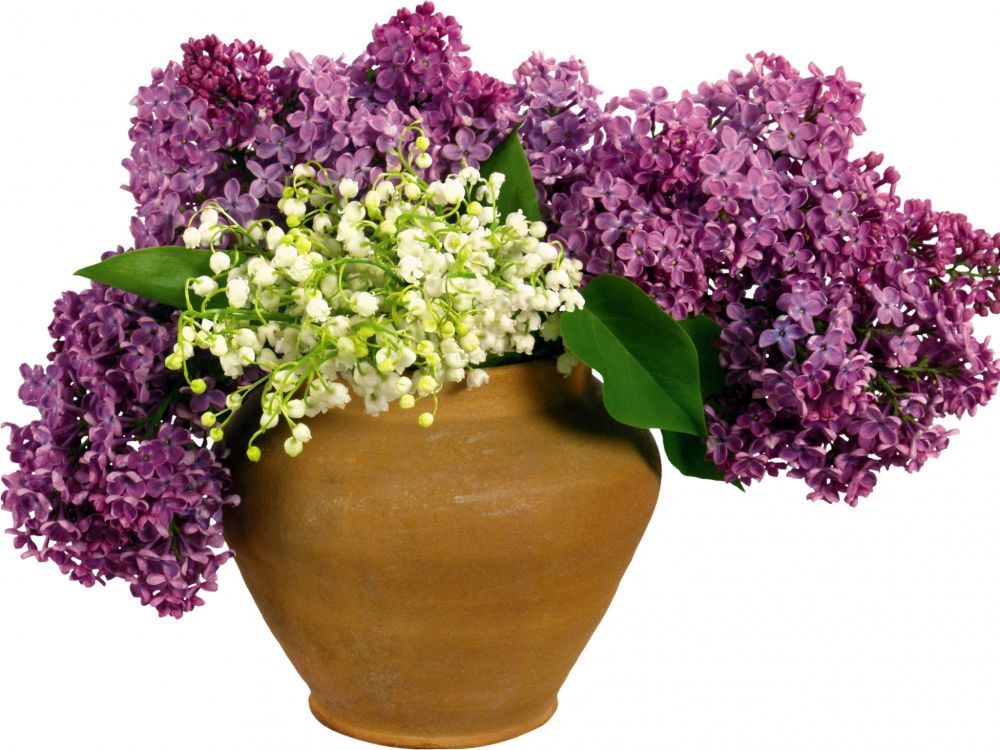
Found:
<box><xmin>307</xmin><ymin>694</ymin><xmax>559</xmax><ymax>749</ymax></box>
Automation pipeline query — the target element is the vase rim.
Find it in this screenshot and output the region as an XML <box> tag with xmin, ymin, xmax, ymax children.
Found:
<box><xmin>390</xmin><ymin>357</ymin><xmax>592</xmax><ymax>420</ymax></box>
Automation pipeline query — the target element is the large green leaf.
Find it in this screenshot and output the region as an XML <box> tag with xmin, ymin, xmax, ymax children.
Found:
<box><xmin>76</xmin><ymin>246</ymin><xmax>213</xmax><ymax>309</ymax></box>
<box><xmin>479</xmin><ymin>127</ymin><xmax>542</xmax><ymax>222</ymax></box>
<box><xmin>561</xmin><ymin>275</ymin><xmax>706</xmax><ymax>436</ymax></box>
<box><xmin>677</xmin><ymin>315</ymin><xmax>725</xmax><ymax>398</ymax></box>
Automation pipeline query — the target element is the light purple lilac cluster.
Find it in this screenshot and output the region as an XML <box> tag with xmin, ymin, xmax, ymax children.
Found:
<box><xmin>3</xmin><ymin>281</ymin><xmax>235</xmax><ymax>617</ymax></box>
<box><xmin>535</xmin><ymin>52</ymin><xmax>1000</xmax><ymax>505</ymax></box>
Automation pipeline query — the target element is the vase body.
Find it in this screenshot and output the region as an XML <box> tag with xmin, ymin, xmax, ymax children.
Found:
<box><xmin>223</xmin><ymin>360</ymin><xmax>661</xmax><ymax>748</ymax></box>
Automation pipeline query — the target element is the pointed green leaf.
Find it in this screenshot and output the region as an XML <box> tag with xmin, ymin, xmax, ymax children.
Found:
<box><xmin>76</xmin><ymin>246</ymin><xmax>213</xmax><ymax>309</ymax></box>
<box><xmin>661</xmin><ymin>430</ymin><xmax>726</xmax><ymax>483</ymax></box>
<box><xmin>663</xmin><ymin>316</ymin><xmax>741</xmax><ymax>487</ymax></box>
<box><xmin>479</xmin><ymin>127</ymin><xmax>542</xmax><ymax>222</ymax></box>
<box><xmin>662</xmin><ymin>428</ymin><xmax>744</xmax><ymax>490</ymax></box>
<box><xmin>561</xmin><ymin>275</ymin><xmax>706</xmax><ymax>436</ymax></box>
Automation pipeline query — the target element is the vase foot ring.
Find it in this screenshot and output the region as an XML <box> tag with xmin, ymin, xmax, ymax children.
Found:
<box><xmin>307</xmin><ymin>694</ymin><xmax>559</xmax><ymax>748</ymax></box>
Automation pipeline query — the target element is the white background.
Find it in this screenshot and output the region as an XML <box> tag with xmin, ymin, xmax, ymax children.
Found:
<box><xmin>2</xmin><ymin>1</ymin><xmax>999</xmax><ymax>748</ymax></box>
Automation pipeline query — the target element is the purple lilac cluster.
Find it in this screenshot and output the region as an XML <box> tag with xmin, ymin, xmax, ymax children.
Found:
<box><xmin>514</xmin><ymin>53</ymin><xmax>604</xmax><ymax>203</ymax></box>
<box><xmin>3</xmin><ymin>283</ymin><xmax>235</xmax><ymax>617</ymax></box>
<box><xmin>539</xmin><ymin>52</ymin><xmax>1000</xmax><ymax>505</ymax></box>
<box><xmin>123</xmin><ymin>2</ymin><xmax>520</xmax><ymax>249</ymax></box>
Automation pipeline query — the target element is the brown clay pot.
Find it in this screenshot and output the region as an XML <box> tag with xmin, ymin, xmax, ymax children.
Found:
<box><xmin>223</xmin><ymin>360</ymin><xmax>661</xmax><ymax>748</ymax></box>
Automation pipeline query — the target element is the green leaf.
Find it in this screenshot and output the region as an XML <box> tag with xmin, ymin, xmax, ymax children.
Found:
<box><xmin>677</xmin><ymin>315</ymin><xmax>726</xmax><ymax>398</ymax></box>
<box><xmin>661</xmin><ymin>430</ymin><xmax>727</xmax><ymax>483</ymax></box>
<box><xmin>561</xmin><ymin>274</ymin><xmax>706</xmax><ymax>436</ymax></box>
<box><xmin>663</xmin><ymin>316</ymin><xmax>741</xmax><ymax>487</ymax></box>
<box><xmin>76</xmin><ymin>246</ymin><xmax>213</xmax><ymax>309</ymax></box>
<box><xmin>479</xmin><ymin>126</ymin><xmax>542</xmax><ymax>222</ymax></box>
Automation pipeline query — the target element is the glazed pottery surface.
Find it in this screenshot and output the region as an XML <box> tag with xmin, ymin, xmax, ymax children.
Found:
<box><xmin>224</xmin><ymin>360</ymin><xmax>661</xmax><ymax>748</ymax></box>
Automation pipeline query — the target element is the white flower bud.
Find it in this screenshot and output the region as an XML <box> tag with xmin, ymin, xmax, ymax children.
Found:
<box><xmin>282</xmin><ymin>198</ymin><xmax>307</xmax><ymax>218</ymax></box>
<box><xmin>536</xmin><ymin>243</ymin><xmax>559</xmax><ymax>263</ymax></box>
<box><xmin>283</xmin><ymin>437</ymin><xmax>304</xmax><ymax>457</ymax></box>
<box><xmin>443</xmin><ymin>178</ymin><xmax>465</xmax><ymax>204</ymax></box>
<box><xmin>226</xmin><ymin>278</ymin><xmax>250</xmax><ymax>308</ymax></box>
<box><xmin>272</xmin><ymin>243</ymin><xmax>298</xmax><ymax>268</ymax></box>
<box><xmin>460</xmin><ymin>333</ymin><xmax>480</xmax><ymax>353</ymax></box>
<box><xmin>352</xmin><ymin>291</ymin><xmax>380</xmax><ymax>317</ymax></box>
<box><xmin>253</xmin><ymin>264</ymin><xmax>278</xmax><ymax>287</ymax></box>
<box><xmin>488</xmin><ymin>172</ymin><xmax>506</xmax><ymax>194</ymax></box>
<box><xmin>513</xmin><ymin>333</ymin><xmax>535</xmax><ymax>353</ymax></box>
<box><xmin>313</xmin><ymin>214</ymin><xmax>332</xmax><ymax>234</ymax></box>
<box><xmin>191</xmin><ymin>276</ymin><xmax>218</xmax><ymax>297</ymax></box>
<box><xmin>182</xmin><ymin>226</ymin><xmax>202</xmax><ymax>249</ymax></box>
<box><xmin>209</xmin><ymin>252</ymin><xmax>231</xmax><ymax>274</ymax></box>
<box><xmin>234</xmin><ymin>328</ymin><xmax>258</xmax><ymax>349</ymax></box>
<box><xmin>556</xmin><ymin>351</ymin><xmax>579</xmax><ymax>376</ymax></box>
<box><xmin>404</xmin><ymin>182</ymin><xmax>422</xmax><ymax>201</ymax></box>
<box><xmin>210</xmin><ymin>336</ymin><xmax>229</xmax><ymax>357</ymax></box>
<box><xmin>505</xmin><ymin>211</ymin><xmax>528</xmax><ymax>235</ymax></box>
<box><xmin>542</xmin><ymin>263</ymin><xmax>566</xmax><ymax>286</ymax></box>
<box><xmin>220</xmin><ymin>352</ymin><xmax>243</xmax><ymax>378</ymax></box>
<box><xmin>336</xmin><ymin>336</ymin><xmax>355</xmax><ymax>357</ymax></box>
<box><xmin>257</xmin><ymin>349</ymin><xmax>280</xmax><ymax>369</ymax></box>
<box><xmin>417</xmin><ymin>375</ymin><xmax>437</xmax><ymax>394</ymax></box>
<box><xmin>467</xmin><ymin>369</ymin><xmax>490</xmax><ymax>389</ymax></box>
<box><xmin>287</xmin><ymin>256</ymin><xmax>314</xmax><ymax>283</ymax></box>
<box><xmin>199</xmin><ymin>208</ymin><xmax>220</xmax><ymax>228</ymax></box>
<box><xmin>306</xmin><ymin>296</ymin><xmax>331</xmax><ymax>322</ymax></box>
<box><xmin>342</xmin><ymin>202</ymin><xmax>365</xmax><ymax>223</ymax></box>
<box><xmin>265</xmin><ymin>225</ymin><xmax>285</xmax><ymax>251</ymax></box>
<box><xmin>338</xmin><ymin>178</ymin><xmax>360</xmax><ymax>199</ymax></box>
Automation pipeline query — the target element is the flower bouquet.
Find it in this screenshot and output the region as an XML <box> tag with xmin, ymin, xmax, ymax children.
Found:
<box><xmin>5</xmin><ymin>3</ymin><xmax>1000</xmax><ymax>747</ymax></box>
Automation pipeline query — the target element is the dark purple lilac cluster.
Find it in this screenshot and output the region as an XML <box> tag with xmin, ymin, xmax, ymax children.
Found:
<box><xmin>178</xmin><ymin>35</ymin><xmax>276</xmax><ymax>138</ymax></box>
<box><xmin>124</xmin><ymin>2</ymin><xmax>520</xmax><ymax>249</ymax></box>
<box><xmin>537</xmin><ymin>53</ymin><xmax>1000</xmax><ymax>505</ymax></box>
<box><xmin>3</xmin><ymin>283</ymin><xmax>235</xmax><ymax>617</ymax></box>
